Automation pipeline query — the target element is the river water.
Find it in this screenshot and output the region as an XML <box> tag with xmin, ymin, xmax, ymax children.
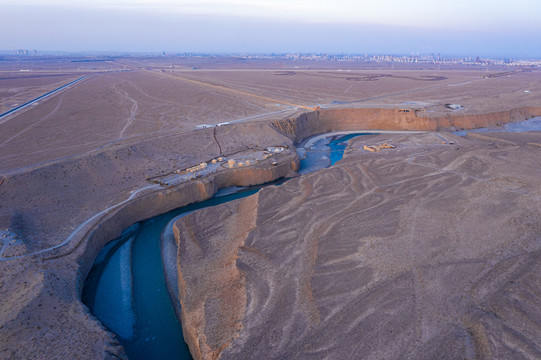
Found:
<box><xmin>82</xmin><ymin>132</ymin><xmax>369</xmax><ymax>360</ymax></box>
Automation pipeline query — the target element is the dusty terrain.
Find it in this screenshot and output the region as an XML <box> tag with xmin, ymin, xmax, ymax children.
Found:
<box><xmin>0</xmin><ymin>56</ymin><xmax>541</xmax><ymax>359</ymax></box>
<box><xmin>0</xmin><ymin>72</ymin><xmax>86</xmax><ymax>114</ymax></box>
<box><xmin>2</xmin><ymin>57</ymin><xmax>541</xmax><ymax>173</ymax></box>
<box><xmin>175</xmin><ymin>68</ymin><xmax>541</xmax><ymax>114</ymax></box>
<box><xmin>174</xmin><ymin>131</ymin><xmax>541</xmax><ymax>359</ymax></box>
<box><xmin>0</xmin><ymin>70</ymin><xmax>287</xmax><ymax>172</ymax></box>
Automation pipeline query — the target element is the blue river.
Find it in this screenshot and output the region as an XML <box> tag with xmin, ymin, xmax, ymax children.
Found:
<box><xmin>82</xmin><ymin>132</ymin><xmax>371</xmax><ymax>360</ymax></box>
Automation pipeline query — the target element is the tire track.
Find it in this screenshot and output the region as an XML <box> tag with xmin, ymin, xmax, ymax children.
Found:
<box><xmin>0</xmin><ymin>94</ymin><xmax>65</xmax><ymax>148</ymax></box>
<box><xmin>116</xmin><ymin>84</ymin><xmax>139</xmax><ymax>139</ymax></box>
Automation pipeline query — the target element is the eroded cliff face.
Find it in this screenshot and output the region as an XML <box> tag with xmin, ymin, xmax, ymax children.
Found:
<box><xmin>174</xmin><ymin>132</ymin><xmax>541</xmax><ymax>359</ymax></box>
<box><xmin>174</xmin><ymin>193</ymin><xmax>260</xmax><ymax>360</ymax></box>
<box><xmin>0</xmin><ymin>120</ymin><xmax>294</xmax><ymax>255</ymax></box>
<box><xmin>272</xmin><ymin>107</ymin><xmax>541</xmax><ymax>143</ymax></box>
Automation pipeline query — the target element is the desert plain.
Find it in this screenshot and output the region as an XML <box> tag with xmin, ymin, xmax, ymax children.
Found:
<box><xmin>1</xmin><ymin>55</ymin><xmax>541</xmax><ymax>359</ymax></box>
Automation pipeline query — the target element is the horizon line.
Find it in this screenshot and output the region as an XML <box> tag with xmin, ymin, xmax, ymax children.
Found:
<box><xmin>1</xmin><ymin>50</ymin><xmax>540</xmax><ymax>60</ymax></box>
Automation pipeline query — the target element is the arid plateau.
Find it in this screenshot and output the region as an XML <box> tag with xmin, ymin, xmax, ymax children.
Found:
<box><xmin>1</xmin><ymin>56</ymin><xmax>541</xmax><ymax>359</ymax></box>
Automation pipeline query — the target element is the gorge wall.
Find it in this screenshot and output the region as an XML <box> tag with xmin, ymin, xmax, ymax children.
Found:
<box><xmin>271</xmin><ymin>107</ymin><xmax>541</xmax><ymax>144</ymax></box>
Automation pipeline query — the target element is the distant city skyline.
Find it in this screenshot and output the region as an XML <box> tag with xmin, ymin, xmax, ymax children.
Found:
<box><xmin>2</xmin><ymin>0</ymin><xmax>541</xmax><ymax>57</ymax></box>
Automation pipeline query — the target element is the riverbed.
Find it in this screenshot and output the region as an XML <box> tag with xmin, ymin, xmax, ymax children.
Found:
<box><xmin>82</xmin><ymin>132</ymin><xmax>369</xmax><ymax>360</ymax></box>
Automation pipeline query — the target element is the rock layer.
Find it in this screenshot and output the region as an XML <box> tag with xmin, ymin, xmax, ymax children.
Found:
<box><xmin>174</xmin><ymin>193</ymin><xmax>260</xmax><ymax>359</ymax></box>
<box><xmin>174</xmin><ymin>131</ymin><xmax>541</xmax><ymax>359</ymax></box>
<box><xmin>272</xmin><ymin>107</ymin><xmax>541</xmax><ymax>143</ymax></box>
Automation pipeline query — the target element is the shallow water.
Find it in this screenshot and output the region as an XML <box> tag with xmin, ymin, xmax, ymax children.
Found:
<box><xmin>454</xmin><ymin>116</ymin><xmax>541</xmax><ymax>136</ymax></box>
<box><xmin>83</xmin><ymin>133</ymin><xmax>368</xmax><ymax>359</ymax></box>
<box><xmin>298</xmin><ymin>133</ymin><xmax>374</xmax><ymax>174</ymax></box>
<box><xmin>329</xmin><ymin>133</ymin><xmax>373</xmax><ymax>165</ymax></box>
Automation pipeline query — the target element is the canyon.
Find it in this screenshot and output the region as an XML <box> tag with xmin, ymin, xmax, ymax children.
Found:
<box><xmin>2</xmin><ymin>60</ymin><xmax>541</xmax><ymax>359</ymax></box>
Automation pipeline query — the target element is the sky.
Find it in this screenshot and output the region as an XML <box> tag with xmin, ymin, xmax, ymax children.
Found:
<box><xmin>1</xmin><ymin>0</ymin><xmax>541</xmax><ymax>57</ymax></box>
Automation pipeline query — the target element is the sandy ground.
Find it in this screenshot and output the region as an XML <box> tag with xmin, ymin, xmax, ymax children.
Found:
<box><xmin>0</xmin><ymin>72</ymin><xmax>87</xmax><ymax>114</ymax></box>
<box><xmin>0</xmin><ymin>56</ymin><xmax>540</xmax><ymax>359</ymax></box>
<box><xmin>0</xmin><ymin>70</ymin><xmax>290</xmax><ymax>172</ymax></box>
<box><xmin>2</xmin><ymin>59</ymin><xmax>540</xmax><ymax>173</ymax></box>
<box><xmin>175</xmin><ymin>131</ymin><xmax>541</xmax><ymax>359</ymax></box>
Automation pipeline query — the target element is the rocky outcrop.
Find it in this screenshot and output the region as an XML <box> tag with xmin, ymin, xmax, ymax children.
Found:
<box><xmin>174</xmin><ymin>193</ymin><xmax>260</xmax><ymax>360</ymax></box>
<box><xmin>174</xmin><ymin>132</ymin><xmax>541</xmax><ymax>359</ymax></box>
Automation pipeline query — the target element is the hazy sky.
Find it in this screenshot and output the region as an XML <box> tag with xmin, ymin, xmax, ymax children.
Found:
<box><xmin>2</xmin><ymin>0</ymin><xmax>541</xmax><ymax>56</ymax></box>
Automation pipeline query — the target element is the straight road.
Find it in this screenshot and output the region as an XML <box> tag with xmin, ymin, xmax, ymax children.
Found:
<box><xmin>0</xmin><ymin>76</ymin><xmax>88</xmax><ymax>123</ymax></box>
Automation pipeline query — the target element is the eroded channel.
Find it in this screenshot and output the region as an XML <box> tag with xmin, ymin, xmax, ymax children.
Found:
<box><xmin>82</xmin><ymin>132</ymin><xmax>373</xmax><ymax>359</ymax></box>
<box><xmin>84</xmin><ymin>115</ymin><xmax>541</xmax><ymax>358</ymax></box>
